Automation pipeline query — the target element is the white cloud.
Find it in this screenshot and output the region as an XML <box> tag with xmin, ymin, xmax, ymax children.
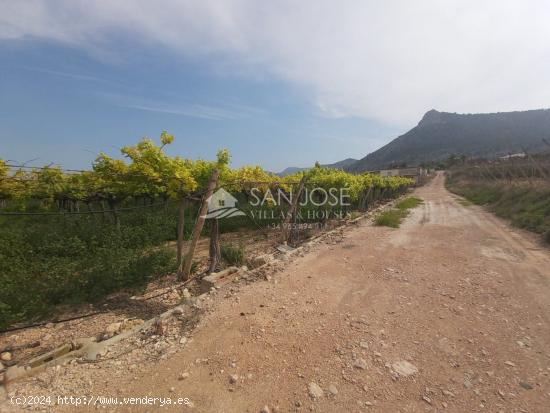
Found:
<box><xmin>120</xmin><ymin>101</ymin><xmax>262</xmax><ymax>121</ymax></box>
<box><xmin>119</xmin><ymin>103</ymin><xmax>249</xmax><ymax>120</ymax></box>
<box><xmin>20</xmin><ymin>65</ymin><xmax>118</xmax><ymax>84</ymax></box>
<box><xmin>96</xmin><ymin>92</ymin><xmax>265</xmax><ymax>120</ymax></box>
<box><xmin>2</xmin><ymin>0</ymin><xmax>549</xmax><ymax>125</ymax></box>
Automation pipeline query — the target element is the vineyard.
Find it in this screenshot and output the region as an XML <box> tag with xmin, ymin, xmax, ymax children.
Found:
<box><xmin>446</xmin><ymin>154</ymin><xmax>550</xmax><ymax>243</ymax></box>
<box><xmin>0</xmin><ymin>132</ymin><xmax>413</xmax><ymax>329</ymax></box>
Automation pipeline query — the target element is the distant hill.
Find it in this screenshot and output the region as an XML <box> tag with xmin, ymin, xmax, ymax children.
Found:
<box><xmin>347</xmin><ymin>109</ymin><xmax>550</xmax><ymax>172</ymax></box>
<box><xmin>278</xmin><ymin>166</ymin><xmax>305</xmax><ymax>176</ymax></box>
<box><xmin>278</xmin><ymin>158</ymin><xmax>358</xmax><ymax>176</ymax></box>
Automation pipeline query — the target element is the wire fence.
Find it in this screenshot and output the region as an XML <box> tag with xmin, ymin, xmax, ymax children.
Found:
<box><xmin>0</xmin><ymin>163</ymin><xmax>414</xmax><ymax>330</ymax></box>
<box><xmin>447</xmin><ymin>154</ymin><xmax>550</xmax><ymax>184</ymax></box>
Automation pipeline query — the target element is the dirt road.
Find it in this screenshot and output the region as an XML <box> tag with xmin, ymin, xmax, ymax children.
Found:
<box><xmin>5</xmin><ymin>173</ymin><xmax>550</xmax><ymax>412</ymax></box>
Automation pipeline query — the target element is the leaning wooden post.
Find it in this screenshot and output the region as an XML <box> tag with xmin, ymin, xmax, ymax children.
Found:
<box><xmin>280</xmin><ymin>175</ymin><xmax>307</xmax><ymax>244</ymax></box>
<box><xmin>176</xmin><ymin>198</ymin><xmax>187</xmax><ymax>269</ymax></box>
<box><xmin>179</xmin><ymin>169</ymin><xmax>220</xmax><ymax>280</ymax></box>
<box><xmin>208</xmin><ymin>218</ymin><xmax>221</xmax><ymax>274</ymax></box>
<box><xmin>360</xmin><ymin>186</ymin><xmax>372</xmax><ymax>211</ymax></box>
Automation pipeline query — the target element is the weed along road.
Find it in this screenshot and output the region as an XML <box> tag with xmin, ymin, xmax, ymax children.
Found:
<box><xmin>4</xmin><ymin>172</ymin><xmax>550</xmax><ymax>412</ymax></box>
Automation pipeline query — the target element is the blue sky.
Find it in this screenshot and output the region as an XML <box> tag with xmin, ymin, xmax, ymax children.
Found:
<box><xmin>0</xmin><ymin>37</ymin><xmax>401</xmax><ymax>172</ymax></box>
<box><xmin>1</xmin><ymin>1</ymin><xmax>549</xmax><ymax>172</ymax></box>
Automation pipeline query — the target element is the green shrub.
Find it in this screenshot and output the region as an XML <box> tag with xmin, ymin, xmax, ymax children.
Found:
<box><xmin>375</xmin><ymin>209</ymin><xmax>407</xmax><ymax>228</ymax></box>
<box><xmin>221</xmin><ymin>243</ymin><xmax>245</xmax><ymax>266</ymax></box>
<box><xmin>375</xmin><ymin>197</ymin><xmax>422</xmax><ymax>228</ymax></box>
<box><xmin>396</xmin><ymin>197</ymin><xmax>423</xmax><ymax>210</ymax></box>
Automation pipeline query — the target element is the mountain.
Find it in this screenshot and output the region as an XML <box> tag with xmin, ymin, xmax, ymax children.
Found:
<box><xmin>278</xmin><ymin>166</ymin><xmax>306</xmax><ymax>176</ymax></box>
<box><xmin>278</xmin><ymin>158</ymin><xmax>358</xmax><ymax>176</ymax></box>
<box><xmin>330</xmin><ymin>158</ymin><xmax>359</xmax><ymax>169</ymax></box>
<box><xmin>347</xmin><ymin>109</ymin><xmax>550</xmax><ymax>172</ymax></box>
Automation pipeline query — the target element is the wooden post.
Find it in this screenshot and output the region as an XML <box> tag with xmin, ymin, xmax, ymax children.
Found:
<box><xmin>179</xmin><ymin>169</ymin><xmax>220</xmax><ymax>280</ymax></box>
<box><xmin>368</xmin><ymin>185</ymin><xmax>375</xmax><ymax>205</ymax></box>
<box><xmin>176</xmin><ymin>198</ymin><xmax>186</xmax><ymax>268</ymax></box>
<box><xmin>358</xmin><ymin>189</ymin><xmax>366</xmax><ymax>212</ymax></box>
<box><xmin>361</xmin><ymin>186</ymin><xmax>372</xmax><ymax>211</ymax></box>
<box><xmin>482</xmin><ymin>164</ymin><xmax>498</xmax><ymax>181</ymax></box>
<box><xmin>108</xmin><ymin>200</ymin><xmax>120</xmax><ymax>230</ymax></box>
<box><xmin>280</xmin><ymin>175</ymin><xmax>307</xmax><ymax>244</ymax></box>
<box><xmin>208</xmin><ymin>218</ymin><xmax>221</xmax><ymax>273</ymax></box>
<box><xmin>522</xmin><ymin>148</ymin><xmax>548</xmax><ymax>180</ymax></box>
<box><xmin>511</xmin><ymin>156</ymin><xmax>532</xmax><ymax>184</ymax></box>
<box><xmin>476</xmin><ymin>167</ymin><xmax>492</xmax><ymax>182</ymax></box>
<box><xmin>372</xmin><ymin>187</ymin><xmax>379</xmax><ymax>202</ymax></box>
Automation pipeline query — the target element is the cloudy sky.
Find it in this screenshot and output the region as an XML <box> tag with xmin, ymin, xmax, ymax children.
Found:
<box><xmin>1</xmin><ymin>1</ymin><xmax>549</xmax><ymax>171</ymax></box>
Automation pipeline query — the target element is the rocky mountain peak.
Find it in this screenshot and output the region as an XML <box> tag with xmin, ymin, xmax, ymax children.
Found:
<box><xmin>418</xmin><ymin>109</ymin><xmax>446</xmax><ymax>127</ymax></box>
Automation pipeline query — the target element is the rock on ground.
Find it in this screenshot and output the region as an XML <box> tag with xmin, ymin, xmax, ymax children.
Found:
<box><xmin>391</xmin><ymin>360</ymin><xmax>418</xmax><ymax>377</ymax></box>
<box><xmin>308</xmin><ymin>382</ymin><xmax>324</xmax><ymax>399</ymax></box>
<box><xmin>327</xmin><ymin>384</ymin><xmax>338</xmax><ymax>395</ymax></box>
<box><xmin>353</xmin><ymin>358</ymin><xmax>368</xmax><ymax>370</ymax></box>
